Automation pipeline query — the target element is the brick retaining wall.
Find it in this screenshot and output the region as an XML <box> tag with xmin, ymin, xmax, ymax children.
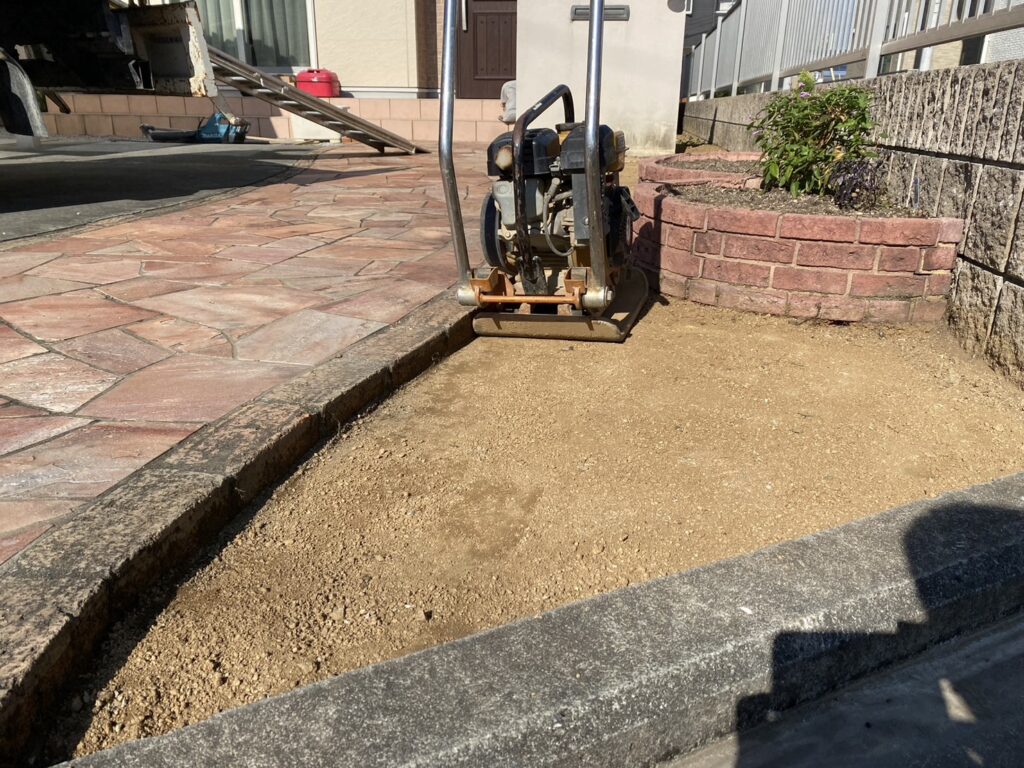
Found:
<box><xmin>632</xmin><ymin>157</ymin><xmax>963</xmax><ymax>323</ymax></box>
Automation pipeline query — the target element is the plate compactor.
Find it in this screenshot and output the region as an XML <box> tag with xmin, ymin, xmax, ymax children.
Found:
<box><xmin>438</xmin><ymin>0</ymin><xmax>648</xmax><ymax>342</ymax></box>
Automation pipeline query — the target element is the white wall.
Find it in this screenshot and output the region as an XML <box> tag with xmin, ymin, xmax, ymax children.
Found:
<box><xmin>315</xmin><ymin>0</ymin><xmax>419</xmax><ymax>89</ymax></box>
<box><xmin>516</xmin><ymin>1</ymin><xmax>688</xmax><ymax>153</ymax></box>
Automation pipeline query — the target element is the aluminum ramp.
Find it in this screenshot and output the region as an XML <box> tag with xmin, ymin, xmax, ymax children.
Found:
<box><xmin>208</xmin><ymin>48</ymin><xmax>428</xmax><ymax>155</ymax></box>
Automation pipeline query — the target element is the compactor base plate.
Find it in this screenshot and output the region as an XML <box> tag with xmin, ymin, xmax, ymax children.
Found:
<box><xmin>471</xmin><ymin>268</ymin><xmax>649</xmax><ymax>343</ymax></box>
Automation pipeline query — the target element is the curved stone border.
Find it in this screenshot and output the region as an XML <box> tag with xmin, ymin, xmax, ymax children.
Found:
<box><xmin>631</xmin><ymin>171</ymin><xmax>964</xmax><ymax>323</ymax></box>
<box><xmin>638</xmin><ymin>151</ymin><xmax>762</xmax><ymax>188</ymax></box>
<box><xmin>0</xmin><ymin>291</ymin><xmax>476</xmax><ymax>762</ymax></box>
<box><xmin>70</xmin><ymin>473</ymin><xmax>1024</xmax><ymax>767</ymax></box>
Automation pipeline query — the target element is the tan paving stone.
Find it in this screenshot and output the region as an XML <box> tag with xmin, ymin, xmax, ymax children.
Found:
<box><xmin>234</xmin><ymin>310</ymin><xmax>385</xmax><ymax>366</ymax></box>
<box><xmin>0</xmin><ymin>145</ymin><xmax>491</xmax><ymax>567</ymax></box>
<box><xmin>0</xmin><ymin>252</ymin><xmax>58</xmax><ymax>278</ymax></box>
<box><xmin>54</xmin><ymin>329</ymin><xmax>171</xmax><ymax>375</ymax></box>
<box><xmin>279</xmin><ymin>275</ymin><xmax>393</xmax><ymax>296</ymax></box>
<box><xmin>0</xmin><ymin>416</ymin><xmax>91</xmax><ymax>456</ymax></box>
<box><xmin>79</xmin><ymin>356</ymin><xmax>302</xmax><ymax>422</ymax></box>
<box><xmin>262</xmin><ymin>235</ymin><xmax>325</xmax><ymax>253</ymax></box>
<box><xmin>235</xmin><ymin>255</ymin><xmax>370</xmax><ymax>282</ymax></box>
<box><xmin>97</xmin><ymin>277</ymin><xmax>193</xmax><ymax>302</ymax></box>
<box><xmin>308</xmin><ymin>227</ymin><xmax>361</xmax><ymax>243</ymax></box>
<box><xmin>135</xmin><ymin>285</ymin><xmax>326</xmax><ymax>330</ymax></box>
<box><xmin>0</xmin><ymin>325</ymin><xmax>46</xmax><ymax>364</ymax></box>
<box><xmin>0</xmin><ymin>293</ymin><xmax>157</xmax><ymax>341</ymax></box>
<box><xmin>0</xmin><ymin>275</ymin><xmax>93</xmax><ymax>304</ymax></box>
<box><xmin>0</xmin><ymin>499</ymin><xmax>77</xmax><ymax>536</ymax></box>
<box><xmin>190</xmin><ymin>338</ymin><xmax>235</xmax><ymax>358</ymax></box>
<box><xmin>0</xmin><ymin>353</ymin><xmax>118</xmax><ymax>413</ymax></box>
<box><xmin>141</xmin><ymin>258</ymin><xmax>266</xmax><ymax>285</ymax></box>
<box><xmin>27</xmin><ymin>256</ymin><xmax>142</xmax><ymax>285</ymax></box>
<box><xmin>125</xmin><ymin>239</ymin><xmax>226</xmax><ymax>260</ymax></box>
<box><xmin>126</xmin><ymin>316</ymin><xmax>223</xmax><ymax>353</ymax></box>
<box><xmin>210</xmin><ymin>246</ymin><xmax>298</xmax><ymax>265</ymax></box>
<box><xmin>27</xmin><ymin>237</ymin><xmax>129</xmax><ymax>254</ymax></box>
<box><xmin>0</xmin><ymin>422</ymin><xmax>196</xmax><ymax>499</ymax></box>
<box><xmin>358</xmin><ymin>260</ymin><xmax>401</xmax><ymax>276</ymax></box>
<box><xmin>88</xmin><ymin>240</ymin><xmax>174</xmax><ymax>258</ymax></box>
<box><xmin>177</xmin><ymin>232</ymin><xmax>274</xmax><ymax>247</ymax></box>
<box><xmin>0</xmin><ymin>403</ymin><xmax>48</xmax><ymax>418</ymax></box>
<box><xmin>322</xmin><ymin>279</ymin><xmax>444</xmax><ymax>324</ymax></box>
<box><xmin>390</xmin><ymin>259</ymin><xmax>460</xmax><ymax>288</ymax></box>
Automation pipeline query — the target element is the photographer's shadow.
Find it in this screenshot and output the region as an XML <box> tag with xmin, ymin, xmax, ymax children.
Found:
<box><xmin>726</xmin><ymin>501</ymin><xmax>1024</xmax><ymax>768</ymax></box>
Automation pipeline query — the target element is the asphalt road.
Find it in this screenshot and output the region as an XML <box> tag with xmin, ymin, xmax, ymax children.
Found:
<box><xmin>0</xmin><ymin>136</ymin><xmax>320</xmax><ymax>242</ymax></box>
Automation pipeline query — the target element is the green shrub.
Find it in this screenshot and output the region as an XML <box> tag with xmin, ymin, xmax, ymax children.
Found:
<box><xmin>750</xmin><ymin>72</ymin><xmax>875</xmax><ymax>199</ymax></box>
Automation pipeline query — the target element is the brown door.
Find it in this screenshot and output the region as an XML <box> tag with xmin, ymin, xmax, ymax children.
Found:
<box><xmin>457</xmin><ymin>0</ymin><xmax>517</xmax><ymax>100</ymax></box>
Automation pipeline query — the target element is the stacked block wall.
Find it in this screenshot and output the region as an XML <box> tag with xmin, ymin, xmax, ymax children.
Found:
<box><xmin>42</xmin><ymin>94</ymin><xmax>508</xmax><ymax>145</ymax></box>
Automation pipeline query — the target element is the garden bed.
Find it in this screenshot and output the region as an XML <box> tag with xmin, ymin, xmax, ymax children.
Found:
<box><xmin>48</xmin><ymin>299</ymin><xmax>1024</xmax><ymax>760</ymax></box>
<box><xmin>632</xmin><ymin>153</ymin><xmax>964</xmax><ymax>323</ymax></box>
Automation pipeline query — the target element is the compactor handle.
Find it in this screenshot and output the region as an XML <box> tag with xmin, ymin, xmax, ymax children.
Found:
<box><xmin>439</xmin><ymin>0</ymin><xmax>476</xmax><ymax>306</ymax></box>
<box><xmin>582</xmin><ymin>0</ymin><xmax>613</xmax><ymax>311</ymax></box>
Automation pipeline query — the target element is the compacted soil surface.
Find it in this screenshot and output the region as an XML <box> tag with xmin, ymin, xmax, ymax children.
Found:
<box><xmin>53</xmin><ymin>300</ymin><xmax>1024</xmax><ymax>759</ymax></box>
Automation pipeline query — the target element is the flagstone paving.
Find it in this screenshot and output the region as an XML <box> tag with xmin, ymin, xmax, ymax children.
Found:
<box><xmin>0</xmin><ymin>144</ymin><xmax>488</xmax><ymax>566</ymax></box>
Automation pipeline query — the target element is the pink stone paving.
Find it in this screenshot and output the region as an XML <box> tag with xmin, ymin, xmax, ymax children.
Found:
<box><xmin>0</xmin><ymin>144</ymin><xmax>489</xmax><ymax>565</ymax></box>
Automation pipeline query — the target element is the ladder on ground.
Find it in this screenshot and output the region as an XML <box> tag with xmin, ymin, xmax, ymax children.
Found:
<box><xmin>208</xmin><ymin>48</ymin><xmax>428</xmax><ymax>155</ymax></box>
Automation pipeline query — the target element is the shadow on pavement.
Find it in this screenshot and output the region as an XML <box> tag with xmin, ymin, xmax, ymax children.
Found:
<box><xmin>0</xmin><ymin>141</ymin><xmax>404</xmax><ymax>242</ymax></box>
<box><xmin>725</xmin><ymin>501</ymin><xmax>1024</xmax><ymax>768</ymax></box>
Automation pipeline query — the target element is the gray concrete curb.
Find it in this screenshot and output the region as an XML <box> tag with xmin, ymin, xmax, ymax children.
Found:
<box><xmin>67</xmin><ymin>473</ymin><xmax>1024</xmax><ymax>767</ymax></box>
<box><xmin>0</xmin><ymin>291</ymin><xmax>476</xmax><ymax>763</ymax></box>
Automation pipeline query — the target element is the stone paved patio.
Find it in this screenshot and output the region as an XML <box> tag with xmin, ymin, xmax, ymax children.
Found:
<box><xmin>0</xmin><ymin>144</ymin><xmax>488</xmax><ymax>565</ymax></box>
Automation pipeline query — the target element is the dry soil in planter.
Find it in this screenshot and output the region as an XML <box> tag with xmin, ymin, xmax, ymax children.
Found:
<box><xmin>662</xmin><ymin>182</ymin><xmax>925</xmax><ymax>218</ymax></box>
<box><xmin>53</xmin><ymin>300</ymin><xmax>1024</xmax><ymax>760</ymax></box>
<box><xmin>663</xmin><ymin>157</ymin><xmax>762</xmax><ymax>175</ymax></box>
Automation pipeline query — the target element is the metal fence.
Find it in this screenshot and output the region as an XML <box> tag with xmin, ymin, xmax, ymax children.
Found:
<box><xmin>687</xmin><ymin>0</ymin><xmax>1024</xmax><ymax>98</ymax></box>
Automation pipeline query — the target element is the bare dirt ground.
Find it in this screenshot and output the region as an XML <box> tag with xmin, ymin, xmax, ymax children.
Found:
<box><xmin>53</xmin><ymin>299</ymin><xmax>1024</xmax><ymax>759</ymax></box>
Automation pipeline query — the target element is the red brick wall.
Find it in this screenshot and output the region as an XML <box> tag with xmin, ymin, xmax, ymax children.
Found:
<box><xmin>632</xmin><ymin>179</ymin><xmax>964</xmax><ymax>324</ymax></box>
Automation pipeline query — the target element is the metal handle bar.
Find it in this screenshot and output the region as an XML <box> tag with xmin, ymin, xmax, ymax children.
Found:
<box><xmin>583</xmin><ymin>0</ymin><xmax>612</xmax><ymax>311</ymax></box>
<box><xmin>512</xmin><ymin>84</ymin><xmax>576</xmax><ymax>293</ymax></box>
<box><xmin>439</xmin><ymin>0</ymin><xmax>475</xmax><ymax>306</ymax></box>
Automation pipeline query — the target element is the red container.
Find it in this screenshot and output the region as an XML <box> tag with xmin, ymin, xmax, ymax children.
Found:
<box><xmin>296</xmin><ymin>69</ymin><xmax>341</xmax><ymax>98</ymax></box>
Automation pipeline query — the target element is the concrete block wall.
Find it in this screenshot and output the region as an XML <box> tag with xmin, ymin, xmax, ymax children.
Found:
<box><xmin>681</xmin><ymin>61</ymin><xmax>1024</xmax><ymax>388</ymax></box>
<box><xmin>42</xmin><ymin>94</ymin><xmax>508</xmax><ymax>145</ymax></box>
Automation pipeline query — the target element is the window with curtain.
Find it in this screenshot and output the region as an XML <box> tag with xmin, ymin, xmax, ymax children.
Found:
<box><xmin>195</xmin><ymin>0</ymin><xmax>311</xmax><ymax>69</ymax></box>
<box><xmin>195</xmin><ymin>0</ymin><xmax>239</xmax><ymax>57</ymax></box>
<box><xmin>244</xmin><ymin>0</ymin><xmax>311</xmax><ymax>68</ymax></box>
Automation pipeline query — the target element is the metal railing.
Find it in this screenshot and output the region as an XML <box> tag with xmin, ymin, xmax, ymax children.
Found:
<box><xmin>687</xmin><ymin>0</ymin><xmax>1024</xmax><ymax>98</ymax></box>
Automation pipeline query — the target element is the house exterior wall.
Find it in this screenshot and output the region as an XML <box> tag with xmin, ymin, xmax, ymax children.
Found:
<box><xmin>516</xmin><ymin>0</ymin><xmax>688</xmax><ymax>153</ymax></box>
<box><xmin>685</xmin><ymin>0</ymin><xmax>723</xmax><ymax>49</ymax></box>
<box><xmin>313</xmin><ymin>0</ymin><xmax>420</xmax><ymax>92</ymax></box>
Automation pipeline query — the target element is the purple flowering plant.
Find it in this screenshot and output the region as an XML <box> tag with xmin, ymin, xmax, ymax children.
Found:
<box><xmin>749</xmin><ymin>71</ymin><xmax>875</xmax><ymax>200</ymax></box>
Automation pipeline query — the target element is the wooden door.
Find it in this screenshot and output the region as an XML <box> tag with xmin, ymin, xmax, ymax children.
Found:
<box><xmin>457</xmin><ymin>0</ymin><xmax>517</xmax><ymax>99</ymax></box>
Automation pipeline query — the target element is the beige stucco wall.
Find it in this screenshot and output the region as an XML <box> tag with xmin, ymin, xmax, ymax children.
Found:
<box><xmin>314</xmin><ymin>0</ymin><xmax>421</xmax><ymax>89</ymax></box>
<box><xmin>516</xmin><ymin>0</ymin><xmax>687</xmax><ymax>153</ymax></box>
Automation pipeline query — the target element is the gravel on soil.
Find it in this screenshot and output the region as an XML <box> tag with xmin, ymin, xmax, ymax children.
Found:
<box><xmin>663</xmin><ymin>157</ymin><xmax>762</xmax><ymax>175</ymax></box>
<box><xmin>52</xmin><ymin>300</ymin><xmax>1024</xmax><ymax>760</ymax></box>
